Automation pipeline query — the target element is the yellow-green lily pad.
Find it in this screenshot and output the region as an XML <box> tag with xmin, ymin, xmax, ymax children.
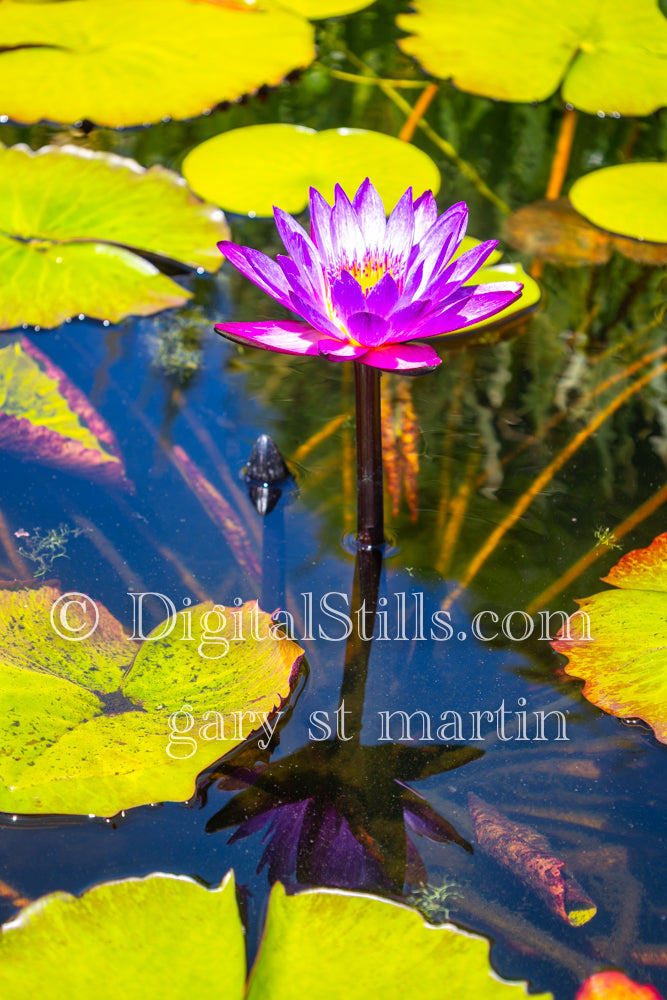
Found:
<box><xmin>0</xmin><ymin>0</ymin><xmax>314</xmax><ymax>128</ymax></box>
<box><xmin>278</xmin><ymin>0</ymin><xmax>374</xmax><ymax>17</ymax></box>
<box><xmin>182</xmin><ymin>124</ymin><xmax>441</xmax><ymax>217</ymax></box>
<box><xmin>0</xmin><ymin>588</ymin><xmax>303</xmax><ymax>816</ymax></box>
<box><xmin>552</xmin><ymin>532</ymin><xmax>667</xmax><ymax>744</ymax></box>
<box><xmin>0</xmin><ymin>872</ymin><xmax>246</xmax><ymax>1000</ymax></box>
<box><xmin>396</xmin><ymin>0</ymin><xmax>667</xmax><ymax>116</ymax></box>
<box><xmin>0</xmin><ymin>872</ymin><xmax>552</xmax><ymax>1000</ymax></box>
<box><xmin>569</xmin><ymin>163</ymin><xmax>667</xmax><ymax>244</ymax></box>
<box><xmin>0</xmin><ymin>337</ymin><xmax>131</xmax><ymax>489</ymax></box>
<box><xmin>0</xmin><ymin>143</ymin><xmax>229</xmax><ymax>329</ymax></box>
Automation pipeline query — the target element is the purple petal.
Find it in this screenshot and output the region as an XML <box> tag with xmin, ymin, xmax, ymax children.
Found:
<box><xmin>331</xmin><ymin>185</ymin><xmax>367</xmax><ymax>268</ymax></box>
<box><xmin>214</xmin><ymin>320</ymin><xmax>322</xmax><ymax>356</ymax></box>
<box><xmin>383</xmin><ymin>188</ymin><xmax>415</xmax><ymax>273</ymax></box>
<box><xmin>402</xmin><ymin>282</ymin><xmax>523</xmax><ymax>340</ymax></box>
<box><xmin>309</xmin><ymin>187</ymin><xmax>335</xmax><ymax>269</ymax></box>
<box><xmin>288</xmin><ymin>291</ymin><xmax>345</xmax><ymax>340</ymax></box>
<box><xmin>219</xmin><ymin>242</ymin><xmax>292</xmax><ymax>311</ymax></box>
<box><xmin>426</xmin><ymin>239</ymin><xmax>498</xmax><ymax>297</ymax></box>
<box><xmin>346</xmin><ymin>311</ymin><xmax>390</xmax><ymax>348</ymax></box>
<box><xmin>317</xmin><ymin>338</ymin><xmax>368</xmax><ymax>361</ymax></box>
<box><xmin>408</xmin><ymin>202</ymin><xmax>468</xmax><ymax>290</ymax></box>
<box><xmin>274</xmin><ymin>207</ymin><xmax>321</xmax><ymax>266</ymax></box>
<box><xmin>360</xmin><ymin>341</ymin><xmax>441</xmax><ymax>372</ymax></box>
<box><xmin>365</xmin><ymin>272</ymin><xmax>400</xmax><ymax>317</ymax></box>
<box><xmin>352</xmin><ymin>179</ymin><xmax>386</xmax><ymax>255</ymax></box>
<box><xmin>272</xmin><ymin>212</ymin><xmax>327</xmax><ymax>303</ymax></box>
<box><xmin>413</xmin><ymin>190</ymin><xmax>438</xmax><ymax>241</ymax></box>
<box><xmin>330</xmin><ymin>271</ymin><xmax>367</xmax><ymax>323</ymax></box>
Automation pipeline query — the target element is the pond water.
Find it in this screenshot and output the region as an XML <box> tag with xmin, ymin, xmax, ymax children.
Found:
<box><xmin>0</xmin><ymin>1</ymin><xmax>666</xmax><ymax>997</ymax></box>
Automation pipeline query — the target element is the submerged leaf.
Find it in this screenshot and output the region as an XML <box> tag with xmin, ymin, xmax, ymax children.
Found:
<box><xmin>0</xmin><ymin>338</ymin><xmax>131</xmax><ymax>489</ymax></box>
<box><xmin>182</xmin><ymin>124</ymin><xmax>441</xmax><ymax>216</ymax></box>
<box><xmin>0</xmin><ymin>0</ymin><xmax>314</xmax><ymax>127</ymax></box>
<box><xmin>552</xmin><ymin>532</ymin><xmax>667</xmax><ymax>744</ymax></box>
<box><xmin>468</xmin><ymin>793</ymin><xmax>597</xmax><ymax>926</ymax></box>
<box><xmin>504</xmin><ymin>198</ymin><xmax>667</xmax><ymax>266</ymax></box>
<box><xmin>0</xmin><ymin>588</ymin><xmax>303</xmax><ymax>815</ymax></box>
<box><xmin>0</xmin><ymin>143</ymin><xmax>229</xmax><ymax>329</ymax></box>
<box><xmin>396</xmin><ymin>0</ymin><xmax>667</xmax><ymax>115</ymax></box>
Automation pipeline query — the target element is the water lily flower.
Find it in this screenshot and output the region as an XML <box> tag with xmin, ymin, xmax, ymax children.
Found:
<box><xmin>216</xmin><ymin>179</ymin><xmax>523</xmax><ymax>374</ymax></box>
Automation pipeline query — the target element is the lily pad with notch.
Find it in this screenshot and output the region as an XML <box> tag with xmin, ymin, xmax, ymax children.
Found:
<box><xmin>0</xmin><ymin>143</ymin><xmax>229</xmax><ymax>330</ymax></box>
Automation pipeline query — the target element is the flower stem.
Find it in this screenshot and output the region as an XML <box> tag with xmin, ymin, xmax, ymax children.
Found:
<box><xmin>354</xmin><ymin>362</ymin><xmax>384</xmax><ymax>548</ymax></box>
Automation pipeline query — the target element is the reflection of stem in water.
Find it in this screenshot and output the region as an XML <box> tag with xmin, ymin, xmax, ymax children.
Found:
<box><xmin>338</xmin><ymin>545</ymin><xmax>383</xmax><ymax>739</ymax></box>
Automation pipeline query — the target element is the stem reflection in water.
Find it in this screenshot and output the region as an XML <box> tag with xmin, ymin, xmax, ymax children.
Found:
<box><xmin>206</xmin><ymin>544</ymin><xmax>481</xmax><ymax>895</ymax></box>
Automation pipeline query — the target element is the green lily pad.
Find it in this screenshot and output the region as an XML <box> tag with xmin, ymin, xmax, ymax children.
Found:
<box><xmin>248</xmin><ymin>884</ymin><xmax>552</xmax><ymax>999</ymax></box>
<box><xmin>552</xmin><ymin>532</ymin><xmax>667</xmax><ymax>744</ymax></box>
<box><xmin>0</xmin><ymin>337</ymin><xmax>131</xmax><ymax>489</ymax></box>
<box><xmin>569</xmin><ymin>163</ymin><xmax>667</xmax><ymax>244</ymax></box>
<box><xmin>182</xmin><ymin>124</ymin><xmax>441</xmax><ymax>217</ymax></box>
<box><xmin>0</xmin><ymin>872</ymin><xmax>552</xmax><ymax>1000</ymax></box>
<box><xmin>0</xmin><ymin>143</ymin><xmax>229</xmax><ymax>329</ymax></box>
<box><xmin>0</xmin><ymin>872</ymin><xmax>246</xmax><ymax>1000</ymax></box>
<box><xmin>0</xmin><ymin>588</ymin><xmax>303</xmax><ymax>816</ymax></box>
<box><xmin>396</xmin><ymin>0</ymin><xmax>667</xmax><ymax>116</ymax></box>
<box><xmin>0</xmin><ymin>0</ymin><xmax>314</xmax><ymax>128</ymax></box>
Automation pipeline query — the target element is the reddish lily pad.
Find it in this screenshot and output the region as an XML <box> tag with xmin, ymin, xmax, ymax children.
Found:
<box><xmin>0</xmin><ymin>0</ymin><xmax>314</xmax><ymax>128</ymax></box>
<box><xmin>552</xmin><ymin>532</ymin><xmax>667</xmax><ymax>744</ymax></box>
<box><xmin>577</xmin><ymin>972</ymin><xmax>665</xmax><ymax>1000</ymax></box>
<box><xmin>0</xmin><ymin>587</ymin><xmax>303</xmax><ymax>816</ymax></box>
<box><xmin>0</xmin><ymin>337</ymin><xmax>131</xmax><ymax>489</ymax></box>
<box><xmin>504</xmin><ymin>199</ymin><xmax>667</xmax><ymax>267</ymax></box>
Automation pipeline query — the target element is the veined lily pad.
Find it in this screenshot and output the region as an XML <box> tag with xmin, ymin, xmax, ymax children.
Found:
<box><xmin>396</xmin><ymin>0</ymin><xmax>667</xmax><ymax>116</ymax></box>
<box><xmin>0</xmin><ymin>143</ymin><xmax>229</xmax><ymax>329</ymax></box>
<box><xmin>0</xmin><ymin>337</ymin><xmax>131</xmax><ymax>489</ymax></box>
<box><xmin>182</xmin><ymin>124</ymin><xmax>441</xmax><ymax>217</ymax></box>
<box><xmin>0</xmin><ymin>0</ymin><xmax>314</xmax><ymax>127</ymax></box>
<box><xmin>0</xmin><ymin>872</ymin><xmax>552</xmax><ymax>1000</ymax></box>
<box><xmin>552</xmin><ymin>532</ymin><xmax>667</xmax><ymax>744</ymax></box>
<box><xmin>569</xmin><ymin>163</ymin><xmax>667</xmax><ymax>245</ymax></box>
<box><xmin>0</xmin><ymin>588</ymin><xmax>303</xmax><ymax>816</ymax></box>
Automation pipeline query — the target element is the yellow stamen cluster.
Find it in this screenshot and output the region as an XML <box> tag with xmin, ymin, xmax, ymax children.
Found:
<box><xmin>346</xmin><ymin>254</ymin><xmax>392</xmax><ymax>295</ymax></box>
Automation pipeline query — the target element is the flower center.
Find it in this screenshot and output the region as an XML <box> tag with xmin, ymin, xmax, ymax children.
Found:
<box><xmin>345</xmin><ymin>253</ymin><xmax>394</xmax><ymax>295</ymax></box>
